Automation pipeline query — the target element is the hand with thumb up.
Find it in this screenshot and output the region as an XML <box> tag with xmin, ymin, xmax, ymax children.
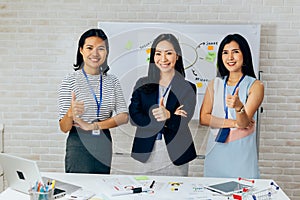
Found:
<box><xmin>226</xmin><ymin>87</ymin><xmax>243</xmax><ymax>111</ymax></box>
<box><xmin>71</xmin><ymin>91</ymin><xmax>85</xmax><ymax>121</ymax></box>
<box><xmin>152</xmin><ymin>97</ymin><xmax>170</xmax><ymax>122</ymax></box>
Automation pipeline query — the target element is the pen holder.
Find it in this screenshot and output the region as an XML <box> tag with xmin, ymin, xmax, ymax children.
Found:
<box><xmin>29</xmin><ymin>189</ymin><xmax>54</xmax><ymax>200</ymax></box>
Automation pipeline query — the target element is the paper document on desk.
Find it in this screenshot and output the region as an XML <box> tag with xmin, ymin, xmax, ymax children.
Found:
<box><xmin>156</xmin><ymin>181</ymin><xmax>216</xmax><ymax>199</ymax></box>
<box><xmin>100</xmin><ymin>176</ymin><xmax>144</xmax><ymax>197</ymax></box>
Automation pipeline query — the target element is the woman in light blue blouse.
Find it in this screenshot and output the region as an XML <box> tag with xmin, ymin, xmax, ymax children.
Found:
<box><xmin>200</xmin><ymin>34</ymin><xmax>264</xmax><ymax>178</ymax></box>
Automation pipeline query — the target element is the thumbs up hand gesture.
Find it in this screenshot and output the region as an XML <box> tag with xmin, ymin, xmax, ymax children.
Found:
<box><xmin>71</xmin><ymin>92</ymin><xmax>85</xmax><ymax>120</ymax></box>
<box><xmin>226</xmin><ymin>87</ymin><xmax>243</xmax><ymax>110</ymax></box>
<box><xmin>71</xmin><ymin>92</ymin><xmax>95</xmax><ymax>131</ymax></box>
<box><xmin>152</xmin><ymin>97</ymin><xmax>171</xmax><ymax>122</ymax></box>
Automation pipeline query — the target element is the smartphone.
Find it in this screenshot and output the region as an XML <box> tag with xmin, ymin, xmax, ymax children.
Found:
<box><xmin>53</xmin><ymin>188</ymin><xmax>66</xmax><ymax>199</ymax></box>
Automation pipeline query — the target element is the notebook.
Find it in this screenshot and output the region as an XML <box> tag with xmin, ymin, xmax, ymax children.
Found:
<box><xmin>0</xmin><ymin>153</ymin><xmax>81</xmax><ymax>195</ymax></box>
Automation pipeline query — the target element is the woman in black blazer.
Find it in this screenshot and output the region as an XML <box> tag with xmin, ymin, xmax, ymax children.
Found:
<box><xmin>129</xmin><ymin>33</ymin><xmax>197</xmax><ymax>176</ymax></box>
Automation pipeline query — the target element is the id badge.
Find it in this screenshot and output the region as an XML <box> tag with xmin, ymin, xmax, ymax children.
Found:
<box><xmin>92</xmin><ymin>119</ymin><xmax>100</xmax><ymax>135</ymax></box>
<box><xmin>92</xmin><ymin>129</ymin><xmax>100</xmax><ymax>135</ymax></box>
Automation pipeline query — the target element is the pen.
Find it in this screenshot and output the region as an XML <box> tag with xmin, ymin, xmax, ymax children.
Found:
<box><xmin>111</xmin><ymin>187</ymin><xmax>149</xmax><ymax>196</ymax></box>
<box><xmin>45</xmin><ymin>184</ymin><xmax>49</xmax><ymax>192</ymax></box>
<box><xmin>51</xmin><ymin>180</ymin><xmax>56</xmax><ymax>189</ymax></box>
<box><xmin>37</xmin><ymin>182</ymin><xmax>42</xmax><ymax>192</ymax></box>
<box><xmin>150</xmin><ymin>180</ymin><xmax>155</xmax><ymax>189</ymax></box>
<box><xmin>34</xmin><ymin>181</ymin><xmax>38</xmax><ymax>191</ymax></box>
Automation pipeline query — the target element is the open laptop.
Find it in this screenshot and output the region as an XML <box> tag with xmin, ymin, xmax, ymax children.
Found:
<box><xmin>0</xmin><ymin>153</ymin><xmax>81</xmax><ymax>197</ymax></box>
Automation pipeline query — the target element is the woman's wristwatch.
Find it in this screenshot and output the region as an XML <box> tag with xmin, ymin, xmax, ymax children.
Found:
<box><xmin>236</xmin><ymin>105</ymin><xmax>245</xmax><ymax>114</ymax></box>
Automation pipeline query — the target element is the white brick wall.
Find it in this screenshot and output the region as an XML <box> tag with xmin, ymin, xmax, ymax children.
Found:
<box><xmin>0</xmin><ymin>1</ymin><xmax>299</xmax><ymax>199</ymax></box>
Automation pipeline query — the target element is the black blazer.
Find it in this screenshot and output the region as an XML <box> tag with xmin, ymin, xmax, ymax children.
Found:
<box><xmin>129</xmin><ymin>73</ymin><xmax>197</xmax><ymax>166</ymax></box>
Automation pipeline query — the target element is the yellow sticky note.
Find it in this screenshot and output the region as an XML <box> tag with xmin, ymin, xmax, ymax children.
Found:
<box><xmin>196</xmin><ymin>82</ymin><xmax>203</xmax><ymax>88</ymax></box>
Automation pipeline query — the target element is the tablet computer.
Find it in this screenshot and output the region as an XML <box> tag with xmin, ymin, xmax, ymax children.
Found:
<box><xmin>204</xmin><ymin>181</ymin><xmax>252</xmax><ymax>196</ymax></box>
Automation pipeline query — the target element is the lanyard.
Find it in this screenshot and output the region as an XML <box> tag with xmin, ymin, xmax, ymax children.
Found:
<box><xmin>82</xmin><ymin>68</ymin><xmax>103</xmax><ymax>118</ymax></box>
<box><xmin>158</xmin><ymin>84</ymin><xmax>171</xmax><ymax>104</ymax></box>
<box><xmin>156</xmin><ymin>83</ymin><xmax>172</xmax><ymax>140</ymax></box>
<box><xmin>223</xmin><ymin>75</ymin><xmax>245</xmax><ymax>119</ymax></box>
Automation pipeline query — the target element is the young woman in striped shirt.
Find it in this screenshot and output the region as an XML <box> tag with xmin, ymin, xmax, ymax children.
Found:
<box><xmin>58</xmin><ymin>29</ymin><xmax>128</xmax><ymax>174</ymax></box>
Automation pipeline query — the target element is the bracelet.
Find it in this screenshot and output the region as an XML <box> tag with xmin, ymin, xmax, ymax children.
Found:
<box><xmin>236</xmin><ymin>105</ymin><xmax>245</xmax><ymax>114</ymax></box>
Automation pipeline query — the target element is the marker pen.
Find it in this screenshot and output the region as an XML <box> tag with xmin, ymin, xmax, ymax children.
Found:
<box><xmin>111</xmin><ymin>187</ymin><xmax>149</xmax><ymax>196</ymax></box>
<box><xmin>150</xmin><ymin>180</ymin><xmax>155</xmax><ymax>189</ymax></box>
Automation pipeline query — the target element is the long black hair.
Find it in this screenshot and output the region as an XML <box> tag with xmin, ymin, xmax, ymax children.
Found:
<box><xmin>147</xmin><ymin>33</ymin><xmax>185</xmax><ymax>84</ymax></box>
<box><xmin>73</xmin><ymin>28</ymin><xmax>110</xmax><ymax>73</ymax></box>
<box><xmin>217</xmin><ymin>33</ymin><xmax>256</xmax><ymax>78</ymax></box>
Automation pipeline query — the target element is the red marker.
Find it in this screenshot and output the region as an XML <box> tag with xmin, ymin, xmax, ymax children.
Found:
<box><xmin>238</xmin><ymin>177</ymin><xmax>255</xmax><ymax>184</ymax></box>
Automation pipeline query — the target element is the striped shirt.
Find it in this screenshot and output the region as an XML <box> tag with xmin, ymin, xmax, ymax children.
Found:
<box><xmin>58</xmin><ymin>70</ymin><xmax>128</xmax><ymax>123</ymax></box>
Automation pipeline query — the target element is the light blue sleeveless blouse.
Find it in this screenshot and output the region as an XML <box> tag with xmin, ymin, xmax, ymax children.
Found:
<box><xmin>204</xmin><ymin>75</ymin><xmax>259</xmax><ymax>179</ymax></box>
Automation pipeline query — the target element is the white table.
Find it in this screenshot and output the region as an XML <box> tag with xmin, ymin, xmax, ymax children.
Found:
<box><xmin>0</xmin><ymin>172</ymin><xmax>290</xmax><ymax>200</ymax></box>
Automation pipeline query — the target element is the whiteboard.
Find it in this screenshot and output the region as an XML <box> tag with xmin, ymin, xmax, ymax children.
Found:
<box><xmin>98</xmin><ymin>22</ymin><xmax>261</xmax><ymax>119</ymax></box>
